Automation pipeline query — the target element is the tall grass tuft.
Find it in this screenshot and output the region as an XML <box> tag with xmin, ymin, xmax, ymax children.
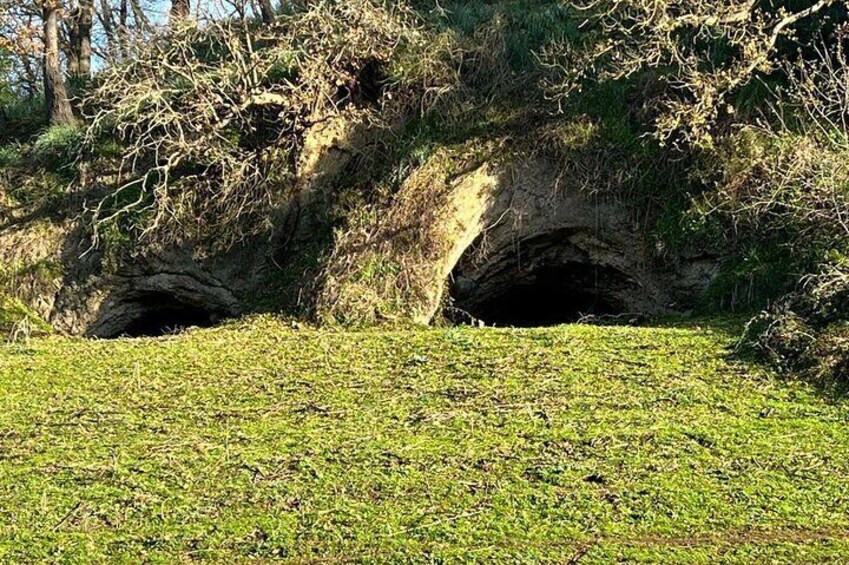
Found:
<box><xmin>29</xmin><ymin>125</ymin><xmax>84</xmax><ymax>171</ymax></box>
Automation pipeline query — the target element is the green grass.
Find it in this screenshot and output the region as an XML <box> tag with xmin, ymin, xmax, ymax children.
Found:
<box><xmin>0</xmin><ymin>295</ymin><xmax>52</xmax><ymax>337</ymax></box>
<box><xmin>29</xmin><ymin>124</ymin><xmax>84</xmax><ymax>173</ymax></box>
<box><xmin>1</xmin><ymin>318</ymin><xmax>849</xmax><ymax>563</ymax></box>
<box><xmin>416</xmin><ymin>0</ymin><xmax>580</xmax><ymax>71</ymax></box>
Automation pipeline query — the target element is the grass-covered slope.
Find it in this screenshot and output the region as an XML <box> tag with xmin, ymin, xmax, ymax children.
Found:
<box><xmin>1</xmin><ymin>320</ymin><xmax>848</xmax><ymax>563</ymax></box>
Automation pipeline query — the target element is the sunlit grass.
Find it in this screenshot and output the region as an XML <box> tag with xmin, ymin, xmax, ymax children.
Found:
<box><xmin>1</xmin><ymin>317</ymin><xmax>848</xmax><ymax>562</ymax></box>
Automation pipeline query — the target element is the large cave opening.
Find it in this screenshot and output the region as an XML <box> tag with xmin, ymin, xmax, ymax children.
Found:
<box><xmin>449</xmin><ymin>229</ymin><xmax>649</xmax><ymax>327</ymax></box>
<box><xmin>95</xmin><ymin>291</ymin><xmax>219</xmax><ymax>338</ymax></box>
<box><xmin>454</xmin><ymin>263</ymin><xmax>628</xmax><ymax>327</ymax></box>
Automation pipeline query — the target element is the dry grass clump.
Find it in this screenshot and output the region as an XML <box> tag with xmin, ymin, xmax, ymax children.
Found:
<box><xmin>0</xmin><ymin>294</ymin><xmax>52</xmax><ymax>340</ymax></box>
<box><xmin>712</xmin><ymin>128</ymin><xmax>849</xmax><ymax>260</ymax></box>
<box><xmin>746</xmin><ymin>266</ymin><xmax>849</xmax><ymax>386</ymax></box>
<box><xmin>316</xmin><ymin>143</ymin><xmax>503</xmax><ymax>326</ymax></box>
<box><xmin>725</xmin><ymin>45</ymin><xmax>849</xmax><ymax>384</ymax></box>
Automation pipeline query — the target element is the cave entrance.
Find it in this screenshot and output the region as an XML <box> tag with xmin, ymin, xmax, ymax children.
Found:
<box><xmin>450</xmin><ymin>262</ymin><xmax>635</xmax><ymax>328</ymax></box>
<box><xmin>99</xmin><ymin>292</ymin><xmax>219</xmax><ymax>338</ymax></box>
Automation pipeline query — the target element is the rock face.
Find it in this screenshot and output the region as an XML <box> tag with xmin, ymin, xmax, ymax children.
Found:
<box><xmin>1</xmin><ymin>235</ymin><xmax>250</xmax><ymax>337</ymax></box>
<box><xmin>447</xmin><ymin>158</ymin><xmax>716</xmax><ymax>326</ymax></box>
<box><xmin>318</xmin><ymin>152</ymin><xmax>718</xmax><ymax>327</ymax></box>
<box><xmin>1</xmin><ymin>144</ymin><xmax>718</xmax><ymax>336</ymax></box>
<box><xmin>1</xmin><ymin>114</ymin><xmax>374</xmax><ymax>338</ymax></box>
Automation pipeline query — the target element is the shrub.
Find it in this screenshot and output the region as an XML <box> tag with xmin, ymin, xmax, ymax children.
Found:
<box><xmin>745</xmin><ymin>265</ymin><xmax>849</xmax><ymax>385</ymax></box>
<box><xmin>725</xmin><ymin>44</ymin><xmax>849</xmax><ymax>384</ymax></box>
<box><xmin>29</xmin><ymin>124</ymin><xmax>84</xmax><ymax>172</ymax></box>
<box><xmin>83</xmin><ymin>0</ymin><xmax>460</xmax><ymax>251</ymax></box>
<box><xmin>0</xmin><ymin>143</ymin><xmax>21</xmax><ymax>170</ymax></box>
<box><xmin>0</xmin><ymin>95</ymin><xmax>47</xmax><ymax>144</ymax></box>
<box><xmin>0</xmin><ymin>126</ymin><xmax>81</xmax><ymax>213</ymax></box>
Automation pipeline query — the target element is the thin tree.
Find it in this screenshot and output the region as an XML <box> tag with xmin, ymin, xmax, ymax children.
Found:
<box><xmin>41</xmin><ymin>0</ymin><xmax>74</xmax><ymax>125</ymax></box>
<box><xmin>170</xmin><ymin>0</ymin><xmax>190</xmax><ymax>22</ymax></box>
<box><xmin>259</xmin><ymin>0</ymin><xmax>275</xmax><ymax>23</ymax></box>
<box><xmin>67</xmin><ymin>0</ymin><xmax>93</xmax><ymax>78</ymax></box>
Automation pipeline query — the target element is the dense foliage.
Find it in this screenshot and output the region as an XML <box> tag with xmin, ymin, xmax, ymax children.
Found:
<box><xmin>83</xmin><ymin>3</ymin><xmax>458</xmax><ymax>249</ymax></box>
<box><xmin>540</xmin><ymin>0</ymin><xmax>849</xmax><ymax>381</ymax></box>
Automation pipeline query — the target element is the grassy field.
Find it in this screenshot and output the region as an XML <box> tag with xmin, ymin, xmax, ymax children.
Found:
<box><xmin>1</xmin><ymin>318</ymin><xmax>848</xmax><ymax>563</ymax></box>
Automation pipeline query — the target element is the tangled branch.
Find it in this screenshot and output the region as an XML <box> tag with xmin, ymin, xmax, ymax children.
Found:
<box><xmin>542</xmin><ymin>0</ymin><xmax>848</xmax><ymax>146</ymax></box>
<box><xmin>83</xmin><ymin>0</ymin><xmax>459</xmax><ymax>251</ymax></box>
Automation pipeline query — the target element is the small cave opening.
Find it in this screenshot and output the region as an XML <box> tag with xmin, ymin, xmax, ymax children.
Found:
<box><xmin>97</xmin><ymin>292</ymin><xmax>220</xmax><ymax>338</ymax></box>
<box><xmin>335</xmin><ymin>58</ymin><xmax>387</xmax><ymax>106</ymax></box>
<box><xmin>450</xmin><ymin>262</ymin><xmax>635</xmax><ymax>328</ymax></box>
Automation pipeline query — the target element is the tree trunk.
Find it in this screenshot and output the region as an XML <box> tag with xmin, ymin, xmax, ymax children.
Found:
<box><xmin>42</xmin><ymin>2</ymin><xmax>75</xmax><ymax>126</ymax></box>
<box><xmin>98</xmin><ymin>0</ymin><xmax>119</xmax><ymax>62</ymax></box>
<box><xmin>68</xmin><ymin>0</ymin><xmax>94</xmax><ymax>78</ymax></box>
<box><xmin>119</xmin><ymin>0</ymin><xmax>129</xmax><ymax>57</ymax></box>
<box><xmin>171</xmin><ymin>0</ymin><xmax>190</xmax><ymax>22</ymax></box>
<box><xmin>259</xmin><ymin>0</ymin><xmax>275</xmax><ymax>23</ymax></box>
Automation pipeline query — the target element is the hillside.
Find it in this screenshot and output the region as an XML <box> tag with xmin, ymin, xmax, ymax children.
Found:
<box><xmin>2</xmin><ymin>1</ymin><xmax>849</xmax><ymax>563</ymax></box>
<box><xmin>2</xmin><ymin>320</ymin><xmax>848</xmax><ymax>563</ymax></box>
<box><xmin>2</xmin><ymin>0</ymin><xmax>848</xmax><ymax>382</ymax></box>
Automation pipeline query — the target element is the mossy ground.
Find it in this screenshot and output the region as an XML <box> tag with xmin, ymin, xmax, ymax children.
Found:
<box><xmin>0</xmin><ymin>295</ymin><xmax>52</xmax><ymax>337</ymax></box>
<box><xmin>1</xmin><ymin>318</ymin><xmax>848</xmax><ymax>563</ymax></box>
